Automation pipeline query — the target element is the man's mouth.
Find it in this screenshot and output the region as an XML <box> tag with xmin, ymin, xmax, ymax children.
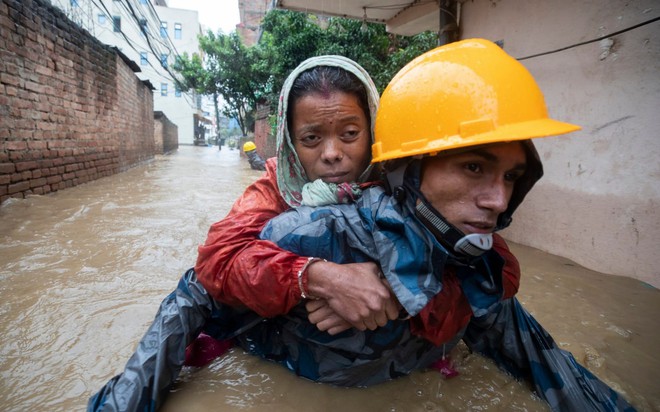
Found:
<box><xmin>463</xmin><ymin>221</ymin><xmax>495</xmax><ymax>234</ymax></box>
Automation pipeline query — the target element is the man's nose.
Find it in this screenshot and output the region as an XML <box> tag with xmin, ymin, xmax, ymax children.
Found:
<box><xmin>478</xmin><ymin>181</ymin><xmax>510</xmax><ymax>214</ymax></box>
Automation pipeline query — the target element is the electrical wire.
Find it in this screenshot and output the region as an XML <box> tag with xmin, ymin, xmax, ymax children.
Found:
<box><xmin>517</xmin><ymin>15</ymin><xmax>660</xmax><ymax>60</ymax></box>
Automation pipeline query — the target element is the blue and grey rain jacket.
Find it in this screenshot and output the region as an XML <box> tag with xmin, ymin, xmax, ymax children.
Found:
<box><xmin>260</xmin><ymin>185</ymin><xmax>635</xmax><ymax>412</ymax></box>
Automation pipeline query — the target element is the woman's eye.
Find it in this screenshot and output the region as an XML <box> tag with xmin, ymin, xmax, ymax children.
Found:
<box><xmin>342</xmin><ymin>129</ymin><xmax>360</xmax><ymax>140</ymax></box>
<box><xmin>299</xmin><ymin>135</ymin><xmax>320</xmax><ymax>145</ymax></box>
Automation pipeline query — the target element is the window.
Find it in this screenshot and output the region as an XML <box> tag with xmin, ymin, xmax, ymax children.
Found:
<box><xmin>98</xmin><ymin>14</ymin><xmax>106</xmax><ymax>24</ymax></box>
<box><xmin>160</xmin><ymin>83</ymin><xmax>168</xmax><ymax>97</ymax></box>
<box><xmin>174</xmin><ymin>23</ymin><xmax>182</xmax><ymax>40</ymax></box>
<box><xmin>112</xmin><ymin>16</ymin><xmax>121</xmax><ymax>32</ymax></box>
<box><xmin>70</xmin><ymin>0</ymin><xmax>79</xmax><ymax>7</ymax></box>
<box><xmin>139</xmin><ymin>0</ymin><xmax>148</xmax><ymax>4</ymax></box>
<box><xmin>140</xmin><ymin>52</ymin><xmax>148</xmax><ymax>66</ymax></box>
<box><xmin>139</xmin><ymin>19</ymin><xmax>148</xmax><ymax>36</ymax></box>
<box><xmin>160</xmin><ymin>53</ymin><xmax>168</xmax><ymax>68</ymax></box>
<box><xmin>175</xmin><ymin>85</ymin><xmax>181</xmax><ymax>97</ymax></box>
<box><xmin>160</xmin><ymin>21</ymin><xmax>167</xmax><ymax>38</ymax></box>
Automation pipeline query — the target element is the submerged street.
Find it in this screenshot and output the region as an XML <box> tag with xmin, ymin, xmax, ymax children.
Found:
<box><xmin>0</xmin><ymin>145</ymin><xmax>657</xmax><ymax>411</ymax></box>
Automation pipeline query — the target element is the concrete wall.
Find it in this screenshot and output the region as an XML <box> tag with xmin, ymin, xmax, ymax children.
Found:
<box><xmin>152</xmin><ymin>4</ymin><xmax>204</xmax><ymax>145</ymax></box>
<box><xmin>460</xmin><ymin>0</ymin><xmax>659</xmax><ymax>286</ymax></box>
<box><xmin>0</xmin><ymin>0</ymin><xmax>155</xmax><ymax>203</ymax></box>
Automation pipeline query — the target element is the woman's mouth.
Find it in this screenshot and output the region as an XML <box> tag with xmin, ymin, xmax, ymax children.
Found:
<box><xmin>320</xmin><ymin>172</ymin><xmax>349</xmax><ymax>183</ymax></box>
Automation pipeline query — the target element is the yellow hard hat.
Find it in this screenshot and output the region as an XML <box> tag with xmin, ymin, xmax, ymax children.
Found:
<box><xmin>372</xmin><ymin>39</ymin><xmax>580</xmax><ymax>162</ymax></box>
<box><xmin>243</xmin><ymin>141</ymin><xmax>257</xmax><ymax>152</ymax></box>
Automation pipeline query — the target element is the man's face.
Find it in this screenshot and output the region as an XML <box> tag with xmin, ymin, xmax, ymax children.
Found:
<box><xmin>292</xmin><ymin>91</ymin><xmax>371</xmax><ymax>183</ymax></box>
<box><xmin>419</xmin><ymin>142</ymin><xmax>527</xmax><ymax>235</ymax></box>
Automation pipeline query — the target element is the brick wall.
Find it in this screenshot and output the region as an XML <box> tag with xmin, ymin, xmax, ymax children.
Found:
<box><xmin>154</xmin><ymin>111</ymin><xmax>178</xmax><ymax>154</ymax></box>
<box><xmin>253</xmin><ymin>102</ymin><xmax>274</xmax><ymax>159</ymax></box>
<box><xmin>237</xmin><ymin>0</ymin><xmax>271</xmax><ymax>46</ymax></box>
<box><xmin>0</xmin><ymin>0</ymin><xmax>155</xmax><ymax>203</ymax></box>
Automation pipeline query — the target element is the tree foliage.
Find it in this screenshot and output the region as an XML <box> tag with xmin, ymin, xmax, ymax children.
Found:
<box><xmin>174</xmin><ymin>32</ymin><xmax>270</xmax><ymax>136</ymax></box>
<box><xmin>173</xmin><ymin>9</ymin><xmax>439</xmax><ymax>137</ymax></box>
<box><xmin>257</xmin><ymin>10</ymin><xmax>438</xmax><ymax>105</ymax></box>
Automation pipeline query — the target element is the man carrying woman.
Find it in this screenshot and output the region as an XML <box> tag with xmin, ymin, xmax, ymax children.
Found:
<box><xmin>89</xmin><ymin>41</ymin><xmax>635</xmax><ymax>411</ymax></box>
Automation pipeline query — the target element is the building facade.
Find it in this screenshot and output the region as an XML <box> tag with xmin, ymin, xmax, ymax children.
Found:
<box><xmin>52</xmin><ymin>0</ymin><xmax>205</xmax><ymax>145</ymax></box>
<box><xmin>237</xmin><ymin>0</ymin><xmax>272</xmax><ymax>46</ymax></box>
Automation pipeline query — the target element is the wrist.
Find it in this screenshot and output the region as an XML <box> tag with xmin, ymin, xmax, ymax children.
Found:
<box><xmin>297</xmin><ymin>257</ymin><xmax>326</xmax><ymax>300</ymax></box>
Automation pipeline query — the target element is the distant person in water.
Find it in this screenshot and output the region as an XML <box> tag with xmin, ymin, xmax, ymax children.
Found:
<box><xmin>242</xmin><ymin>141</ymin><xmax>266</xmax><ymax>171</ymax></box>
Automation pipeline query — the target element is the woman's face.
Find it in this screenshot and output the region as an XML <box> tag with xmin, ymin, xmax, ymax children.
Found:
<box><xmin>291</xmin><ymin>91</ymin><xmax>371</xmax><ymax>183</ymax></box>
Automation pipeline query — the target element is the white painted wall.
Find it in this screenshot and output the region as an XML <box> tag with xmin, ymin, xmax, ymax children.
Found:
<box><xmin>460</xmin><ymin>0</ymin><xmax>659</xmax><ymax>286</ymax></box>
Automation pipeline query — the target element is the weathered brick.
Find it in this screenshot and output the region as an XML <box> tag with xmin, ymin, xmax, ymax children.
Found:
<box><xmin>7</xmin><ymin>180</ymin><xmax>29</xmax><ymax>194</ymax></box>
<box><xmin>15</xmin><ymin>160</ymin><xmax>37</xmax><ymax>171</ymax></box>
<box><xmin>5</xmin><ymin>141</ymin><xmax>27</xmax><ymax>151</ymax></box>
<box><xmin>0</xmin><ymin>163</ymin><xmax>15</xmax><ymax>174</ymax></box>
<box><xmin>0</xmin><ymin>72</ymin><xmax>20</xmax><ymax>86</ymax></box>
<box><xmin>29</xmin><ymin>177</ymin><xmax>46</xmax><ymax>188</ymax></box>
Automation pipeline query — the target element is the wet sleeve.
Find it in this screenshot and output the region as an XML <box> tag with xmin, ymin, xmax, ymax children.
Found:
<box><xmin>194</xmin><ymin>159</ymin><xmax>310</xmax><ymax>317</ymax></box>
<box><xmin>463</xmin><ymin>298</ymin><xmax>636</xmax><ymax>412</ymax></box>
<box><xmin>260</xmin><ymin>203</ymin><xmax>377</xmax><ymax>264</ymax></box>
<box><xmin>492</xmin><ymin>234</ymin><xmax>520</xmax><ymax>298</ymax></box>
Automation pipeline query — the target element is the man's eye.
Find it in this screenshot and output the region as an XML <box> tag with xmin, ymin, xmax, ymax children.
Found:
<box><xmin>466</xmin><ymin>163</ymin><xmax>481</xmax><ymax>173</ymax></box>
<box><xmin>505</xmin><ymin>171</ymin><xmax>523</xmax><ymax>182</ymax></box>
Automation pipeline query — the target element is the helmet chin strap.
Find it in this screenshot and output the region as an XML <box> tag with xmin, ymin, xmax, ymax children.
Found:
<box><xmin>415</xmin><ymin>200</ymin><xmax>493</xmax><ymax>257</ymax></box>
<box><xmin>386</xmin><ymin>160</ymin><xmax>493</xmax><ymax>258</ymax></box>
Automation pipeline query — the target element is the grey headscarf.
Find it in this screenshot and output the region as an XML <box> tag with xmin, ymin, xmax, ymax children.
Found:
<box><xmin>275</xmin><ymin>55</ymin><xmax>379</xmax><ymax>207</ymax></box>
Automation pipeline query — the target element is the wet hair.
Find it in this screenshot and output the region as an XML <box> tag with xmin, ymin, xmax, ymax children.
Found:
<box><xmin>287</xmin><ymin>66</ymin><xmax>371</xmax><ymax>133</ymax></box>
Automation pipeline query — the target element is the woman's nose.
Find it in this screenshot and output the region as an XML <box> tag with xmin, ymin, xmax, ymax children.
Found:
<box><xmin>320</xmin><ymin>139</ymin><xmax>344</xmax><ymax>162</ymax></box>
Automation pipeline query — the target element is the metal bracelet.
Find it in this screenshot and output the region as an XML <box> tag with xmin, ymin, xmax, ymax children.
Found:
<box><xmin>297</xmin><ymin>257</ymin><xmax>326</xmax><ymax>300</ymax></box>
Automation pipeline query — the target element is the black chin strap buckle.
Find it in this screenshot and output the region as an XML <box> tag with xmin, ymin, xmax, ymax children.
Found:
<box><xmin>393</xmin><ymin>186</ymin><xmax>406</xmax><ymax>202</ymax></box>
<box><xmin>415</xmin><ymin>201</ymin><xmax>492</xmax><ymax>258</ymax></box>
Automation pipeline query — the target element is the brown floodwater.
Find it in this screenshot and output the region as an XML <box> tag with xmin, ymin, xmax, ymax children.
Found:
<box><xmin>0</xmin><ymin>145</ymin><xmax>657</xmax><ymax>411</ymax></box>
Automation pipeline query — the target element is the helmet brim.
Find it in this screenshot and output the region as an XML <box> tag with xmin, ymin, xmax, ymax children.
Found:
<box><xmin>372</xmin><ymin>118</ymin><xmax>580</xmax><ymax>163</ymax></box>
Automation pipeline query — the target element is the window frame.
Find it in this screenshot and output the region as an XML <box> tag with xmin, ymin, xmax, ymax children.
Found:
<box><xmin>174</xmin><ymin>23</ymin><xmax>182</xmax><ymax>40</ymax></box>
<box><xmin>112</xmin><ymin>16</ymin><xmax>121</xmax><ymax>32</ymax></box>
<box><xmin>160</xmin><ymin>21</ymin><xmax>168</xmax><ymax>38</ymax></box>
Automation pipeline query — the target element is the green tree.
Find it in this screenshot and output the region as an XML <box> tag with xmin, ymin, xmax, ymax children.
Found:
<box><xmin>172</xmin><ymin>51</ymin><xmax>223</xmax><ymax>139</ymax></box>
<box><xmin>174</xmin><ymin>10</ymin><xmax>438</xmax><ymax>139</ymax></box>
<box><xmin>174</xmin><ymin>31</ymin><xmax>270</xmax><ymax>137</ymax></box>
<box><xmin>255</xmin><ymin>10</ymin><xmax>438</xmax><ymax>111</ymax></box>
